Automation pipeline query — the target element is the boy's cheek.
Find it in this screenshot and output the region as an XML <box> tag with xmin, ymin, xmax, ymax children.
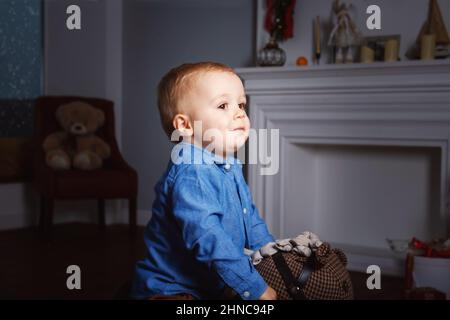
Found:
<box><xmin>245</xmin><ymin>121</ymin><xmax>251</xmax><ymax>132</ymax></box>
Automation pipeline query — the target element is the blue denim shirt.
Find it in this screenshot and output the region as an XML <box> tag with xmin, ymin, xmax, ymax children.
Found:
<box><xmin>131</xmin><ymin>142</ymin><xmax>274</xmax><ymax>300</ymax></box>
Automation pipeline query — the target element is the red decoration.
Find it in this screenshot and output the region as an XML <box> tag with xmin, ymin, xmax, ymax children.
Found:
<box><xmin>264</xmin><ymin>0</ymin><xmax>296</xmax><ymax>42</ymax></box>
<box><xmin>264</xmin><ymin>0</ymin><xmax>274</xmax><ymax>35</ymax></box>
<box><xmin>283</xmin><ymin>0</ymin><xmax>296</xmax><ymax>39</ymax></box>
<box><xmin>410</xmin><ymin>237</ymin><xmax>450</xmax><ymax>258</ymax></box>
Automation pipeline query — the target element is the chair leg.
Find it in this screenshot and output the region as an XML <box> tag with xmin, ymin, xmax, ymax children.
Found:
<box><xmin>98</xmin><ymin>198</ymin><xmax>106</xmax><ymax>231</ymax></box>
<box><xmin>129</xmin><ymin>197</ymin><xmax>137</xmax><ymax>236</ymax></box>
<box><xmin>405</xmin><ymin>254</ymin><xmax>414</xmax><ymax>290</ymax></box>
<box><xmin>39</xmin><ymin>195</ymin><xmax>46</xmax><ymax>232</ymax></box>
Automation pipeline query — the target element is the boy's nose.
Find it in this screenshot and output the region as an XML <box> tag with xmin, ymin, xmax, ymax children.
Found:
<box><xmin>234</xmin><ymin>107</ymin><xmax>246</xmax><ymax>119</ymax></box>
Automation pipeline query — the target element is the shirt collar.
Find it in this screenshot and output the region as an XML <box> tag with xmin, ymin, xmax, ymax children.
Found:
<box><xmin>172</xmin><ymin>142</ymin><xmax>242</xmax><ymax>167</ymax></box>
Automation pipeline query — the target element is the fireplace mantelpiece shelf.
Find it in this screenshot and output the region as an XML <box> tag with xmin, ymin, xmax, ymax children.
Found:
<box><xmin>237</xmin><ymin>59</ymin><xmax>450</xmax><ymax>276</ymax></box>
<box><xmin>236</xmin><ymin>59</ymin><xmax>450</xmax><ymax>75</ymax></box>
<box><xmin>236</xmin><ymin>60</ymin><xmax>450</xmax><ymax>94</ymax></box>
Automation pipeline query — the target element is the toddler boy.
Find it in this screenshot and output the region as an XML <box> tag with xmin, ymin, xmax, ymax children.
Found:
<box><xmin>131</xmin><ymin>62</ymin><xmax>277</xmax><ymax>300</ymax></box>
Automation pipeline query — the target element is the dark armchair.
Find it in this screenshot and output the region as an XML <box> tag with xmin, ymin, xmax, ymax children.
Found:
<box><xmin>33</xmin><ymin>96</ymin><xmax>138</xmax><ymax>236</ymax></box>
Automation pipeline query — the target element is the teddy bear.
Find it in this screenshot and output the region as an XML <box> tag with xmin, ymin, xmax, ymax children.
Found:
<box><xmin>43</xmin><ymin>101</ymin><xmax>111</xmax><ymax>170</ymax></box>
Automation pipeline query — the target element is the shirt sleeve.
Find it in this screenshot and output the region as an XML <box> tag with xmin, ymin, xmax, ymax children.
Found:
<box><xmin>171</xmin><ymin>170</ymin><xmax>268</xmax><ymax>300</ymax></box>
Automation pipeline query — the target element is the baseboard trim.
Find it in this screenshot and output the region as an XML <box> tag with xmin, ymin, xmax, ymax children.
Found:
<box><xmin>114</xmin><ymin>207</ymin><xmax>151</xmax><ymax>226</ymax></box>
<box><xmin>0</xmin><ymin>212</ymin><xmax>35</xmax><ymax>231</ymax></box>
<box><xmin>346</xmin><ymin>252</ymin><xmax>405</xmax><ymax>277</ymax></box>
<box><xmin>0</xmin><ymin>201</ymin><xmax>152</xmax><ymax>230</ymax></box>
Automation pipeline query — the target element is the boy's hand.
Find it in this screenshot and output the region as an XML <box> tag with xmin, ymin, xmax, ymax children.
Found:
<box><xmin>259</xmin><ymin>286</ymin><xmax>277</xmax><ymax>300</ymax></box>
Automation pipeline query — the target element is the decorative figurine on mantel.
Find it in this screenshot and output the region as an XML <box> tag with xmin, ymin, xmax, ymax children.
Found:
<box><xmin>406</xmin><ymin>0</ymin><xmax>449</xmax><ymax>60</ymax></box>
<box><xmin>327</xmin><ymin>0</ymin><xmax>362</xmax><ymax>64</ymax></box>
<box><xmin>258</xmin><ymin>0</ymin><xmax>297</xmax><ymax>67</ymax></box>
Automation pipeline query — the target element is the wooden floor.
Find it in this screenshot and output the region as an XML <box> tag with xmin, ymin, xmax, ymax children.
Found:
<box><xmin>0</xmin><ymin>223</ymin><xmax>143</xmax><ymax>299</ymax></box>
<box><xmin>0</xmin><ymin>223</ymin><xmax>405</xmax><ymax>300</ymax></box>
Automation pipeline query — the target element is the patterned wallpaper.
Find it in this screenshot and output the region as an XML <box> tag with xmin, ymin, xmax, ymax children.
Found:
<box><xmin>0</xmin><ymin>100</ymin><xmax>34</xmax><ymax>136</ymax></box>
<box><xmin>0</xmin><ymin>0</ymin><xmax>42</xmax><ymax>137</ymax></box>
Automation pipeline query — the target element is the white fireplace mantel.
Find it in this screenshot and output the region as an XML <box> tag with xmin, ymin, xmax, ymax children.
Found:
<box><xmin>237</xmin><ymin>60</ymin><xmax>450</xmax><ymax>275</ymax></box>
<box><xmin>237</xmin><ymin>60</ymin><xmax>450</xmax><ymax>95</ymax></box>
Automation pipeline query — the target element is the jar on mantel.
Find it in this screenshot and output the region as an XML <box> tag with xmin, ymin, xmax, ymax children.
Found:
<box><xmin>257</xmin><ymin>38</ymin><xmax>286</xmax><ymax>67</ymax></box>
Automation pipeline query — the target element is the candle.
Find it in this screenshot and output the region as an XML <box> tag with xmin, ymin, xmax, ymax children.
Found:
<box><xmin>360</xmin><ymin>45</ymin><xmax>375</xmax><ymax>63</ymax></box>
<box><xmin>384</xmin><ymin>39</ymin><xmax>399</xmax><ymax>62</ymax></box>
<box><xmin>421</xmin><ymin>34</ymin><xmax>436</xmax><ymax>60</ymax></box>
<box><xmin>315</xmin><ymin>16</ymin><xmax>321</xmax><ymax>55</ymax></box>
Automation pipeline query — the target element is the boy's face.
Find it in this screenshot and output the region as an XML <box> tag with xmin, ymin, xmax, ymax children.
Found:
<box><xmin>178</xmin><ymin>70</ymin><xmax>250</xmax><ymax>157</ymax></box>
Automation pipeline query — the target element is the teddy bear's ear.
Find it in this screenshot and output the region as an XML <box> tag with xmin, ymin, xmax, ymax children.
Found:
<box><xmin>56</xmin><ymin>103</ymin><xmax>71</xmax><ymax>126</ymax></box>
<box><xmin>95</xmin><ymin>109</ymin><xmax>106</xmax><ymax>127</ymax></box>
<box><xmin>56</xmin><ymin>104</ymin><xmax>66</xmax><ymax>120</ymax></box>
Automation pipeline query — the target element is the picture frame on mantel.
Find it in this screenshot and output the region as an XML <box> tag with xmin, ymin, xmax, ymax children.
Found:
<box><xmin>0</xmin><ymin>0</ymin><xmax>44</xmax><ymax>182</ymax></box>
<box><xmin>362</xmin><ymin>35</ymin><xmax>402</xmax><ymax>63</ymax></box>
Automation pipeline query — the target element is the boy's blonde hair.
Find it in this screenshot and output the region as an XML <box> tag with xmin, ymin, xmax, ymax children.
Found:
<box><xmin>157</xmin><ymin>62</ymin><xmax>236</xmax><ymax>138</ymax></box>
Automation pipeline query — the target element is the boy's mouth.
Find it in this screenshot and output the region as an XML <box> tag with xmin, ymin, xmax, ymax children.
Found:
<box><xmin>231</xmin><ymin>127</ymin><xmax>246</xmax><ymax>132</ymax></box>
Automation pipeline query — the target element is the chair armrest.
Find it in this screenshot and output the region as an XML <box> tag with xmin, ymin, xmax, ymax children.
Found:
<box><xmin>108</xmin><ymin>138</ymin><xmax>137</xmax><ymax>173</ymax></box>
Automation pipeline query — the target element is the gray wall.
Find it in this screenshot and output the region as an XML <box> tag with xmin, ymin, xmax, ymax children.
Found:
<box><xmin>45</xmin><ymin>0</ymin><xmax>107</xmax><ymax>97</ymax></box>
<box><xmin>122</xmin><ymin>0</ymin><xmax>256</xmax><ymax>214</ymax></box>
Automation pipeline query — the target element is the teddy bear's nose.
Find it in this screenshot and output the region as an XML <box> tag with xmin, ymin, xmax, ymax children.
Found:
<box><xmin>71</xmin><ymin>123</ymin><xmax>85</xmax><ymax>134</ymax></box>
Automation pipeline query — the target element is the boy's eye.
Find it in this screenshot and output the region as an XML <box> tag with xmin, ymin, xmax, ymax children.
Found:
<box><xmin>218</xmin><ymin>104</ymin><xmax>227</xmax><ymax>109</ymax></box>
<box><xmin>239</xmin><ymin>103</ymin><xmax>247</xmax><ymax>110</ymax></box>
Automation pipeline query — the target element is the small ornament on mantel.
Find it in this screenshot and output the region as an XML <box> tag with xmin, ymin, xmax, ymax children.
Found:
<box><xmin>258</xmin><ymin>38</ymin><xmax>287</xmax><ymax>67</ymax></box>
<box><xmin>258</xmin><ymin>0</ymin><xmax>297</xmax><ymax>67</ymax></box>
<box><xmin>296</xmin><ymin>56</ymin><xmax>308</xmax><ymax>66</ymax></box>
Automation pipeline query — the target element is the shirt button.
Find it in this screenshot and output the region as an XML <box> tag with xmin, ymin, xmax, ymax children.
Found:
<box><xmin>243</xmin><ymin>208</ymin><xmax>247</xmax><ymax>214</ymax></box>
<box><xmin>224</xmin><ymin>164</ymin><xmax>231</xmax><ymax>171</ymax></box>
<box><xmin>243</xmin><ymin>291</ymin><xmax>250</xmax><ymax>298</ymax></box>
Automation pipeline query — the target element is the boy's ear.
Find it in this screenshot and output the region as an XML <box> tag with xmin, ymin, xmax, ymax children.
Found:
<box><xmin>173</xmin><ymin>114</ymin><xmax>193</xmax><ymax>137</ymax></box>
